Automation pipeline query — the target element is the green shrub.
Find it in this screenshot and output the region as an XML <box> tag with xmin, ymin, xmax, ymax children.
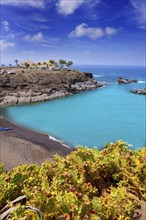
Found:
<box><xmin>0</xmin><ymin>141</ymin><xmax>146</xmax><ymax>219</ymax></box>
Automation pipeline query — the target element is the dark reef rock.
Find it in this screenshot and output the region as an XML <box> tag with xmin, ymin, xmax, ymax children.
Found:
<box><xmin>118</xmin><ymin>77</ymin><xmax>138</xmax><ymax>84</ymax></box>
<box><xmin>131</xmin><ymin>89</ymin><xmax>146</xmax><ymax>95</ymax></box>
<box><xmin>0</xmin><ymin>68</ymin><xmax>102</xmax><ymax>107</ymax></box>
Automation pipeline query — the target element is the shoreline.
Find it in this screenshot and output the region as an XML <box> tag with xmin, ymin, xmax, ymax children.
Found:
<box><xmin>0</xmin><ymin>68</ymin><xmax>101</xmax><ymax>170</ymax></box>
<box><xmin>0</xmin><ymin>116</ymin><xmax>74</xmax><ymax>150</ymax></box>
<box><xmin>0</xmin><ymin>116</ymin><xmax>74</xmax><ymax>170</ymax></box>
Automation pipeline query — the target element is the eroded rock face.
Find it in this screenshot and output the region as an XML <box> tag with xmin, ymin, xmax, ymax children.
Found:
<box><xmin>0</xmin><ymin>69</ymin><xmax>102</xmax><ymax>107</ymax></box>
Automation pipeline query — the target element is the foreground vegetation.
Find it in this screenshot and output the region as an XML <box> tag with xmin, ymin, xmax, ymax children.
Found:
<box><xmin>0</xmin><ymin>141</ymin><xmax>146</xmax><ymax>219</ymax></box>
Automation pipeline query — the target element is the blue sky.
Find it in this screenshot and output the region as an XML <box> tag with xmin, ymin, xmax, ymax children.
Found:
<box><xmin>0</xmin><ymin>0</ymin><xmax>145</xmax><ymax>66</ymax></box>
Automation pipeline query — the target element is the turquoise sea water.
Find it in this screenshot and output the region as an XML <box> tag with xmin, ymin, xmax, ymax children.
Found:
<box><xmin>5</xmin><ymin>65</ymin><xmax>146</xmax><ymax>149</ymax></box>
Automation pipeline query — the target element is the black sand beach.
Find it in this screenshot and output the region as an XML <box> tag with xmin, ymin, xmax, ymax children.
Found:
<box><xmin>0</xmin><ymin>116</ymin><xmax>74</xmax><ymax>170</ymax></box>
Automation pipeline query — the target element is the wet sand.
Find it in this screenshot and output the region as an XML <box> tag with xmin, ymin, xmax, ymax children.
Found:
<box><xmin>0</xmin><ymin>116</ymin><xmax>74</xmax><ymax>170</ymax></box>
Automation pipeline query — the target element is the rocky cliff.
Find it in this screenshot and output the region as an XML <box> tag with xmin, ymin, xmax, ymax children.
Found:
<box><xmin>0</xmin><ymin>68</ymin><xmax>102</xmax><ymax>107</ymax></box>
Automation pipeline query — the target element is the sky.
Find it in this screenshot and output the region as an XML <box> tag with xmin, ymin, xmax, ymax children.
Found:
<box><xmin>0</xmin><ymin>0</ymin><xmax>146</xmax><ymax>66</ymax></box>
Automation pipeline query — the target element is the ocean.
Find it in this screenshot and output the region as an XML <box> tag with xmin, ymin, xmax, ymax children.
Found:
<box><xmin>4</xmin><ymin>65</ymin><xmax>146</xmax><ymax>149</ymax></box>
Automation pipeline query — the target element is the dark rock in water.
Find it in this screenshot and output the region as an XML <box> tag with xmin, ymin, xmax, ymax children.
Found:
<box><xmin>83</xmin><ymin>72</ymin><xmax>93</xmax><ymax>78</ymax></box>
<box><xmin>131</xmin><ymin>89</ymin><xmax>146</xmax><ymax>95</ymax></box>
<box><xmin>118</xmin><ymin>77</ymin><xmax>138</xmax><ymax>84</ymax></box>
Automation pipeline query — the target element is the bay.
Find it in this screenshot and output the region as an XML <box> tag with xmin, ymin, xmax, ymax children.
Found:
<box><xmin>5</xmin><ymin>65</ymin><xmax>146</xmax><ymax>149</ymax></box>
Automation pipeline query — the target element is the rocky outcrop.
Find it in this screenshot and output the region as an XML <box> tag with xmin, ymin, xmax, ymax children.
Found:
<box><xmin>131</xmin><ymin>89</ymin><xmax>146</xmax><ymax>95</ymax></box>
<box><xmin>0</xmin><ymin>68</ymin><xmax>102</xmax><ymax>107</ymax></box>
<box><xmin>118</xmin><ymin>77</ymin><xmax>138</xmax><ymax>84</ymax></box>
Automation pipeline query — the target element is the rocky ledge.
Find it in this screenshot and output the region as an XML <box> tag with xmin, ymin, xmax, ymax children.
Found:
<box><xmin>118</xmin><ymin>77</ymin><xmax>138</xmax><ymax>84</ymax></box>
<box><xmin>0</xmin><ymin>68</ymin><xmax>102</xmax><ymax>107</ymax></box>
<box><xmin>131</xmin><ymin>89</ymin><xmax>146</xmax><ymax>95</ymax></box>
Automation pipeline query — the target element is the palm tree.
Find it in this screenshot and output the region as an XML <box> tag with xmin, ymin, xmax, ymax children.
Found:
<box><xmin>59</xmin><ymin>59</ymin><xmax>66</xmax><ymax>69</ymax></box>
<box><xmin>14</xmin><ymin>59</ymin><xmax>18</xmax><ymax>67</ymax></box>
<box><xmin>66</xmin><ymin>61</ymin><xmax>73</xmax><ymax>70</ymax></box>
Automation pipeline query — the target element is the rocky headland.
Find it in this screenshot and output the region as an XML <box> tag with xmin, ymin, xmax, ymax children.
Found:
<box><xmin>0</xmin><ymin>68</ymin><xmax>102</xmax><ymax>107</ymax></box>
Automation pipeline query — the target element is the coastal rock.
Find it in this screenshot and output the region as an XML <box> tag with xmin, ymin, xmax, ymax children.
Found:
<box><xmin>0</xmin><ymin>68</ymin><xmax>102</xmax><ymax>107</ymax></box>
<box><xmin>30</xmin><ymin>92</ymin><xmax>68</xmax><ymax>102</ymax></box>
<box><xmin>18</xmin><ymin>91</ymin><xmax>29</xmax><ymax>97</ymax></box>
<box><xmin>0</xmin><ymin>91</ymin><xmax>6</xmax><ymax>97</ymax></box>
<box><xmin>0</xmin><ymin>69</ymin><xmax>6</xmax><ymax>75</ymax></box>
<box><xmin>118</xmin><ymin>77</ymin><xmax>138</xmax><ymax>84</ymax></box>
<box><xmin>18</xmin><ymin>97</ymin><xmax>31</xmax><ymax>104</ymax></box>
<box><xmin>48</xmin><ymin>91</ymin><xmax>67</xmax><ymax>99</ymax></box>
<box><xmin>131</xmin><ymin>89</ymin><xmax>146</xmax><ymax>95</ymax></box>
<box><xmin>2</xmin><ymin>96</ymin><xmax>18</xmax><ymax>105</ymax></box>
<box><xmin>18</xmin><ymin>91</ymin><xmax>40</xmax><ymax>98</ymax></box>
<box><xmin>70</xmin><ymin>81</ymin><xmax>101</xmax><ymax>92</ymax></box>
<box><xmin>31</xmin><ymin>94</ymin><xmax>49</xmax><ymax>102</ymax></box>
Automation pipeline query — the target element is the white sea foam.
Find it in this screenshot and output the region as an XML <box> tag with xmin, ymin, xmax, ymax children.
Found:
<box><xmin>49</xmin><ymin>135</ymin><xmax>58</xmax><ymax>142</ymax></box>
<box><xmin>139</xmin><ymin>81</ymin><xmax>145</xmax><ymax>83</ymax></box>
<box><xmin>49</xmin><ymin>135</ymin><xmax>71</xmax><ymax>148</ymax></box>
<box><xmin>93</xmin><ymin>74</ymin><xmax>102</xmax><ymax>78</ymax></box>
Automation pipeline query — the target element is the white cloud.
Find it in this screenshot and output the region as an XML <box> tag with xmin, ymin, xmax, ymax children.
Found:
<box><xmin>0</xmin><ymin>0</ymin><xmax>45</xmax><ymax>8</ymax></box>
<box><xmin>69</xmin><ymin>23</ymin><xmax>118</xmax><ymax>39</ymax></box>
<box><xmin>0</xmin><ymin>40</ymin><xmax>15</xmax><ymax>50</ymax></box>
<box><xmin>130</xmin><ymin>0</ymin><xmax>146</xmax><ymax>28</ymax></box>
<box><xmin>56</xmin><ymin>0</ymin><xmax>85</xmax><ymax>15</ymax></box>
<box><xmin>69</xmin><ymin>23</ymin><xmax>104</xmax><ymax>39</ymax></box>
<box><xmin>105</xmin><ymin>27</ymin><xmax>118</xmax><ymax>35</ymax></box>
<box><xmin>2</xmin><ymin>21</ymin><xmax>10</xmax><ymax>31</ymax></box>
<box><xmin>56</xmin><ymin>0</ymin><xmax>101</xmax><ymax>15</ymax></box>
<box><xmin>23</xmin><ymin>32</ymin><xmax>43</xmax><ymax>42</ymax></box>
